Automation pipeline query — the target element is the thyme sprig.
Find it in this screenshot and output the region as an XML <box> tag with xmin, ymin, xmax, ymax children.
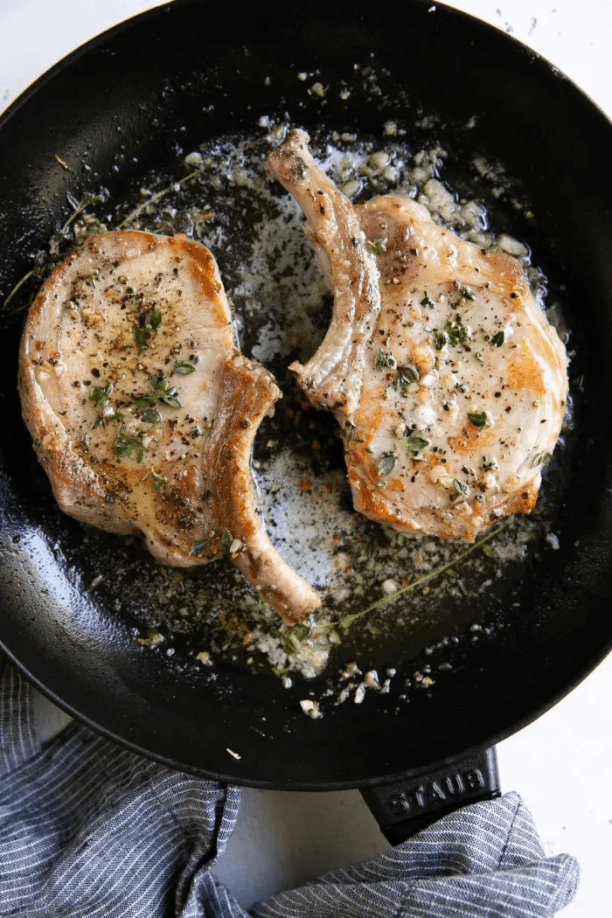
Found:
<box><xmin>334</xmin><ymin>522</ymin><xmax>506</xmax><ymax>631</ymax></box>
<box><xmin>3</xmin><ymin>162</ymin><xmax>206</xmax><ymax>314</ymax></box>
<box><xmin>321</xmin><ymin>523</ymin><xmax>507</xmax><ymax>637</ymax></box>
<box><xmin>132</xmin><ymin>374</ymin><xmax>182</xmax><ymax>410</ymax></box>
<box><xmin>3</xmin><ymin>193</ymin><xmax>103</xmax><ymax>312</ymax></box>
<box><xmin>117</xmin><ymin>167</ymin><xmax>205</xmax><ymax>229</ymax></box>
<box><xmin>134</xmin><ymin>309</ymin><xmax>162</xmax><ymax>352</ymax></box>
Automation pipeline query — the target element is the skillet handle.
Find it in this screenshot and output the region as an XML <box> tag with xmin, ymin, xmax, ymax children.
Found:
<box><xmin>360</xmin><ymin>746</ymin><xmax>500</xmax><ymax>845</ymax></box>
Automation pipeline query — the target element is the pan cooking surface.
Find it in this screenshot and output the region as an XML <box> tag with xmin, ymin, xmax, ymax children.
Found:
<box><xmin>12</xmin><ymin>125</ymin><xmax>567</xmax><ymax>683</ymax></box>
<box><xmin>0</xmin><ymin>0</ymin><xmax>611</xmax><ymax>787</ymax></box>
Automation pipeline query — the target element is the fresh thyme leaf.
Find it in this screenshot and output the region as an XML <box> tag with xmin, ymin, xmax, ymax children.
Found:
<box><xmin>135</xmin><ymin>375</ymin><xmax>183</xmax><ymax>409</ymax></box>
<box><xmin>174</xmin><ymin>359</ymin><xmax>198</xmax><ymax>375</ymax></box>
<box><xmin>491</xmin><ymin>331</ymin><xmax>505</xmax><ymax>347</ymax></box>
<box><xmin>482</xmin><ymin>456</ymin><xmax>498</xmax><ymax>471</ymax></box>
<box><xmin>132</xmin><ymin>394</ymin><xmax>156</xmax><ymax>407</ymax></box>
<box><xmin>141</xmin><ymin>407</ymin><xmax>162</xmax><ymax>424</ymax></box>
<box><xmin>377</xmin><ymin>451</ymin><xmax>397</xmax><ymax>476</ymax></box>
<box><xmin>404</xmin><ymin>435</ymin><xmax>429</xmax><ymax>455</ymax></box>
<box><xmin>92</xmin><ymin>382</ymin><xmax>112</xmax><ymax>404</ymax></box>
<box><xmin>141</xmin><ymin>469</ymin><xmax>166</xmax><ymax>491</ymax></box>
<box><xmin>291</xmin><ymin>623</ymin><xmax>312</xmax><ymax>643</ymax></box>
<box><xmin>420</xmin><ymin>295</ymin><xmax>435</xmax><ymax>308</ymax></box>
<box><xmin>190</xmin><ymin>539</ymin><xmax>208</xmax><ymax>556</ymax></box>
<box><xmin>277</xmin><ymin>631</ymin><xmax>299</xmax><ymax>656</ymax></box>
<box><xmin>450</xmin><ymin>479</ymin><xmax>468</xmax><ymax>501</ymax></box>
<box><xmin>159</xmin><ymin>393</ymin><xmax>182</xmax><ymax>409</ymax></box>
<box><xmin>369</xmin><ymin>237</ymin><xmax>387</xmax><ymax>254</ymax></box>
<box><xmin>434</xmin><ymin>330</ymin><xmax>447</xmax><ymax>350</ymax></box>
<box><xmin>114</xmin><ymin>433</ymin><xmax>145</xmax><ymax>462</ymax></box>
<box><xmin>445</xmin><ymin>319</ymin><xmax>469</xmax><ymax>347</ymax></box>
<box><xmin>468</xmin><ymin>411</ymin><xmax>487</xmax><ymax>428</ymax></box>
<box><xmin>531</xmin><ymin>451</ymin><xmax>552</xmax><ymax>468</ymax></box>
<box><xmin>221</xmin><ymin>531</ymin><xmax>234</xmax><ymax>551</ymax></box>
<box><xmin>134</xmin><ymin>326</ymin><xmax>149</xmax><ymax>351</ymax></box>
<box><xmin>376</xmin><ymin>348</ymin><xmax>396</xmax><ymax>370</ymax></box>
<box><xmin>395</xmin><ymin>365</ymin><xmax>419</xmax><ymax>392</ymax></box>
<box><xmin>150</xmin><ymin>374</ymin><xmax>169</xmax><ymax>392</ymax></box>
<box><xmin>135</xmin><ymin>310</ymin><xmax>162</xmax><ymax>351</ymax></box>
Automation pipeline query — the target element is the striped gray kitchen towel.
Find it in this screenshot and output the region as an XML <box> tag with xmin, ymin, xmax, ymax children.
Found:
<box><xmin>0</xmin><ymin>655</ymin><xmax>578</xmax><ymax>917</ymax></box>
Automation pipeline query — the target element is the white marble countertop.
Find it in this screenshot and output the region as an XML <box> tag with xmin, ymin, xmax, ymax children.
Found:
<box><xmin>1</xmin><ymin>1</ymin><xmax>611</xmax><ymax>915</ymax></box>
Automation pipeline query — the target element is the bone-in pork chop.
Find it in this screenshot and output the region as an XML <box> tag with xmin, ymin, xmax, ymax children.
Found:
<box><xmin>267</xmin><ymin>130</ymin><xmax>568</xmax><ymax>542</ymax></box>
<box><xmin>18</xmin><ymin>229</ymin><xmax>321</xmax><ymax>623</ymax></box>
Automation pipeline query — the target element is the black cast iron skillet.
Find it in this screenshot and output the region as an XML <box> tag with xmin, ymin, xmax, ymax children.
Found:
<box><xmin>1</xmin><ymin>0</ymin><xmax>612</xmax><ymax>840</ymax></box>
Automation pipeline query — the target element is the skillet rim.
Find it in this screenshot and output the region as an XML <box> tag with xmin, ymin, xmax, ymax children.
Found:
<box><xmin>0</xmin><ymin>0</ymin><xmax>611</xmax><ymax>789</ymax></box>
